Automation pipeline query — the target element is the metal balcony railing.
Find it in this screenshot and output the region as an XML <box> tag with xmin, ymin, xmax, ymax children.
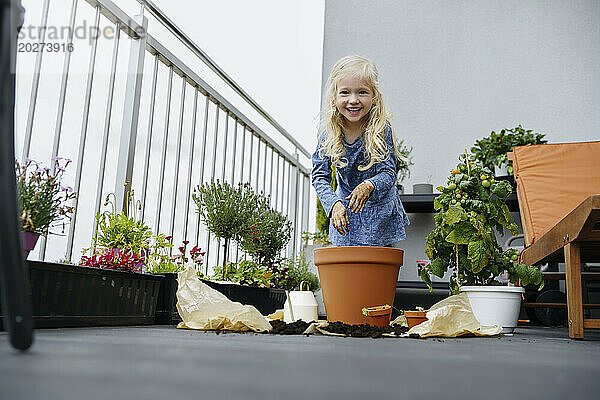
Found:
<box><xmin>17</xmin><ymin>0</ymin><xmax>312</xmax><ymax>272</ymax></box>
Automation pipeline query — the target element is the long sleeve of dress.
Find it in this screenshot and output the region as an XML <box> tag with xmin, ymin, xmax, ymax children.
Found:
<box><xmin>311</xmin><ymin>138</ymin><xmax>340</xmax><ymax>217</ymax></box>
<box><xmin>365</xmin><ymin>127</ymin><xmax>397</xmax><ymax>202</ymax></box>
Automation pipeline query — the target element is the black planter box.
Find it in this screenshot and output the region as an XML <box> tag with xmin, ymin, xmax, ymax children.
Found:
<box><xmin>0</xmin><ymin>261</ymin><xmax>162</xmax><ymax>329</ymax></box>
<box><xmin>154</xmin><ymin>272</ymin><xmax>180</xmax><ymax>325</ymax></box>
<box><xmin>153</xmin><ymin>273</ymin><xmax>287</xmax><ymax>324</ymax></box>
<box><xmin>202</xmin><ymin>280</ymin><xmax>286</xmax><ymax>316</ymax></box>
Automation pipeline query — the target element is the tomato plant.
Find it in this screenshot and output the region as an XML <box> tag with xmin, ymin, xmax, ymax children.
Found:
<box><xmin>421</xmin><ymin>151</ymin><xmax>543</xmax><ymax>293</ymax></box>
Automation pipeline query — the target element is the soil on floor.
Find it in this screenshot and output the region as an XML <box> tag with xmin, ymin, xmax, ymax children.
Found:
<box><xmin>267</xmin><ymin>320</ymin><xmax>409</xmax><ymax>338</ymax></box>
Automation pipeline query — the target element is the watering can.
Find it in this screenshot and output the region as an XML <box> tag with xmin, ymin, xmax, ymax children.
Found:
<box><xmin>283</xmin><ymin>281</ymin><xmax>318</xmax><ymax>323</ymax></box>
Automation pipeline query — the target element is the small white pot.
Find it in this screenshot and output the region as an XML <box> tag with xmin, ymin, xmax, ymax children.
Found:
<box><xmin>459</xmin><ymin>286</ymin><xmax>524</xmax><ymax>333</ymax></box>
<box><xmin>494</xmin><ymin>163</ymin><xmax>509</xmax><ymax>177</ymax></box>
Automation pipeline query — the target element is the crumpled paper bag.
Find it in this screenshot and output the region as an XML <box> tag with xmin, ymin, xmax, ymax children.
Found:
<box><xmin>175</xmin><ymin>267</ymin><xmax>272</xmax><ymax>332</ymax></box>
<box><xmin>408</xmin><ymin>293</ymin><xmax>501</xmax><ymax>337</ymax></box>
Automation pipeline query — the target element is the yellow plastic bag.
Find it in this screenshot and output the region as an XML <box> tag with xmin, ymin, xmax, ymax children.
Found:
<box><xmin>175</xmin><ymin>267</ymin><xmax>272</xmax><ymax>332</ymax></box>
<box><xmin>408</xmin><ymin>293</ymin><xmax>501</xmax><ymax>338</ymax></box>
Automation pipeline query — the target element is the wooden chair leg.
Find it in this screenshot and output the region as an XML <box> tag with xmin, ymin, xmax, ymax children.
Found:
<box><xmin>564</xmin><ymin>242</ymin><xmax>584</xmax><ymax>339</ymax></box>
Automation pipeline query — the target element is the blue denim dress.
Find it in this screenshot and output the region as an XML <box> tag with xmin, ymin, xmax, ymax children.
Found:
<box><xmin>311</xmin><ymin>126</ymin><xmax>410</xmax><ymax>246</ymax></box>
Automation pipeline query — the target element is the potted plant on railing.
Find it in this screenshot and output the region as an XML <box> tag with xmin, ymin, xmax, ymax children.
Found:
<box><xmin>471</xmin><ymin>125</ymin><xmax>547</xmax><ymax>177</ymax></box>
<box><xmin>420</xmin><ymin>151</ymin><xmax>543</xmax><ymax>333</ymax></box>
<box><xmin>15</xmin><ymin>157</ymin><xmax>76</xmax><ymax>258</ymax></box>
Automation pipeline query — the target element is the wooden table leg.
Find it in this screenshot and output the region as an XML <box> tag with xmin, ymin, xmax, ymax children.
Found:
<box><xmin>565</xmin><ymin>242</ymin><xmax>584</xmax><ymax>339</ymax></box>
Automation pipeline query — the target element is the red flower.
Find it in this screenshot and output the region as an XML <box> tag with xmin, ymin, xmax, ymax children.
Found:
<box><xmin>182</xmin><ymin>240</ymin><xmax>189</xmax><ymax>245</ymax></box>
<box><xmin>165</xmin><ymin>235</ymin><xmax>173</xmax><ymax>241</ymax></box>
<box><xmin>498</xmin><ymin>139</ymin><xmax>502</xmax><ymax>143</ymax></box>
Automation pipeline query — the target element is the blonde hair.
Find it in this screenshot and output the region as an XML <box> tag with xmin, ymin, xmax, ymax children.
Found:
<box><xmin>319</xmin><ymin>55</ymin><xmax>399</xmax><ymax>171</ymax></box>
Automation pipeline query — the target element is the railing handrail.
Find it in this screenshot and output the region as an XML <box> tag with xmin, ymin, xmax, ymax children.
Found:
<box><xmin>136</xmin><ymin>0</ymin><xmax>312</xmax><ymax>160</ymax></box>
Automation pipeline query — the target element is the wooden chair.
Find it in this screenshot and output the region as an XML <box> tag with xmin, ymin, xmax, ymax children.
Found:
<box><xmin>511</xmin><ymin>141</ymin><xmax>600</xmax><ymax>339</ymax></box>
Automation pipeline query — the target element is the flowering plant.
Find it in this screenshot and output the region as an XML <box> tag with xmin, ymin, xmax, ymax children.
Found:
<box><xmin>16</xmin><ymin>157</ymin><xmax>76</xmax><ymax>235</ymax></box>
<box><xmin>80</xmin><ymin>247</ymin><xmax>144</xmax><ymax>273</ymax></box>
<box><xmin>239</xmin><ymin>204</ymin><xmax>292</xmax><ymax>268</ymax></box>
<box><xmin>146</xmin><ymin>235</ymin><xmax>205</xmax><ymax>274</ymax></box>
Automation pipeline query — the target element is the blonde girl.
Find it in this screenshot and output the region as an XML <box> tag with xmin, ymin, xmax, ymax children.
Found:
<box><xmin>312</xmin><ymin>55</ymin><xmax>409</xmax><ymax>246</ymax></box>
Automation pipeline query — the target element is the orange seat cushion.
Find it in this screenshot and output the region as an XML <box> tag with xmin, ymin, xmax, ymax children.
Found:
<box><xmin>512</xmin><ymin>141</ymin><xmax>600</xmax><ymax>246</ymax></box>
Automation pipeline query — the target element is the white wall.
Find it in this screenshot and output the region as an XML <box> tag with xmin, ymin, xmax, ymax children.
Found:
<box><xmin>322</xmin><ymin>0</ymin><xmax>600</xmax><ymax>281</ymax></box>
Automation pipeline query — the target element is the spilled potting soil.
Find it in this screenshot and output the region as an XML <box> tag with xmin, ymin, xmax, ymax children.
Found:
<box><xmin>267</xmin><ymin>320</ymin><xmax>409</xmax><ymax>338</ymax></box>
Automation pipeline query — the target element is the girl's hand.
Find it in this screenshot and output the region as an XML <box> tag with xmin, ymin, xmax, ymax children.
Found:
<box><xmin>346</xmin><ymin>180</ymin><xmax>374</xmax><ymax>213</ymax></box>
<box><xmin>331</xmin><ymin>201</ymin><xmax>349</xmax><ymax>235</ymax></box>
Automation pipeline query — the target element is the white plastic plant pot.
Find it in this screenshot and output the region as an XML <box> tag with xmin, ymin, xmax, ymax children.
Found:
<box><xmin>459</xmin><ymin>286</ymin><xmax>525</xmax><ymax>334</ymax></box>
<box><xmin>283</xmin><ymin>286</ymin><xmax>318</xmax><ymax>323</ymax></box>
<box><xmin>494</xmin><ymin>163</ymin><xmax>509</xmax><ymax>177</ymax></box>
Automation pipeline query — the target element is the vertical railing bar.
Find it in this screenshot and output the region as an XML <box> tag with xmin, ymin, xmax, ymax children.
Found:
<box><xmin>153</xmin><ymin>65</ymin><xmax>174</xmax><ymax>236</ymax></box>
<box><xmin>49</xmin><ymin>0</ymin><xmax>77</xmax><ymax>165</ymax></box>
<box><xmin>38</xmin><ymin>0</ymin><xmax>79</xmax><ymax>260</ymax></box>
<box><xmin>274</xmin><ymin>154</ymin><xmax>280</xmax><ymax>210</ymax></box>
<box><xmin>168</xmin><ymin>77</ymin><xmax>186</xmax><ymax>239</ymax></box>
<box><xmin>262</xmin><ymin>143</ymin><xmax>267</xmax><ymax>195</ymax></box>
<box><xmin>194</xmin><ymin>96</ymin><xmax>210</xmax><ymax>245</ymax></box>
<box><xmin>206</xmin><ymin>104</ymin><xmax>221</xmax><ymax>269</ymax></box>
<box><xmin>230</xmin><ymin>120</ymin><xmax>237</xmax><ymax>183</ymax></box>
<box><xmin>209</xmin><ymin>105</ymin><xmax>220</xmax><ymax>180</ymax></box>
<box><xmin>248</xmin><ymin>131</ymin><xmax>254</xmax><ymax>188</ymax></box>
<box><xmin>286</xmin><ymin>161</ymin><xmax>292</xmax><ymax>217</ymax></box>
<box><xmin>65</xmin><ymin>6</ymin><xmax>101</xmax><ymax>261</ymax></box>
<box><xmin>183</xmin><ymin>88</ymin><xmax>199</xmax><ymax>241</ymax></box>
<box><xmin>21</xmin><ymin>0</ymin><xmax>50</xmax><ymax>162</ymax></box>
<box><xmin>255</xmin><ymin>138</ymin><xmax>261</xmax><ymax>191</ymax></box>
<box><xmin>301</xmin><ymin>173</ymin><xmax>310</xmax><ymax>242</ymax></box>
<box><xmin>140</xmin><ymin>55</ymin><xmax>160</xmax><ymax>220</ymax></box>
<box><xmin>88</xmin><ymin>21</ymin><xmax>121</xmax><ymax>252</ymax></box>
<box><xmin>239</xmin><ymin>125</ymin><xmax>246</xmax><ymax>183</ymax></box>
<box><xmin>220</xmin><ymin>112</ymin><xmax>229</xmax><ymax>181</ymax></box>
<box><xmin>292</xmin><ymin>153</ymin><xmax>300</xmax><ymax>257</ymax></box>
<box><xmin>269</xmin><ymin>147</ymin><xmax>274</xmax><ymax>201</ymax></box>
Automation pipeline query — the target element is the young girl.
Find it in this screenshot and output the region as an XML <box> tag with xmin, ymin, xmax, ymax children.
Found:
<box><xmin>312</xmin><ymin>55</ymin><xmax>409</xmax><ymax>247</ymax></box>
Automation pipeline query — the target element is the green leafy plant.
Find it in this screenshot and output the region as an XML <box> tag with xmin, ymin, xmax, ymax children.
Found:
<box><xmin>92</xmin><ymin>192</ymin><xmax>152</xmax><ymax>256</ymax></box>
<box><xmin>193</xmin><ymin>181</ymin><xmax>262</xmax><ymax>276</ymax></box>
<box><xmin>146</xmin><ymin>235</ymin><xmax>206</xmax><ymax>274</ymax></box>
<box><xmin>282</xmin><ymin>255</ymin><xmax>320</xmax><ymax>291</ymax></box>
<box><xmin>395</xmin><ymin>139</ymin><xmax>414</xmax><ymax>183</ymax></box>
<box><xmin>239</xmin><ymin>201</ymin><xmax>292</xmax><ymax>268</ymax></box>
<box><xmin>212</xmin><ymin>259</ymin><xmax>271</xmax><ymax>287</ymax></box>
<box><xmin>301</xmin><ymin>231</ymin><xmax>331</xmax><ymax>246</ymax></box>
<box><xmin>420</xmin><ymin>151</ymin><xmax>543</xmax><ymax>293</ymax></box>
<box><xmin>16</xmin><ymin>157</ymin><xmax>76</xmax><ymax>235</ymax></box>
<box><xmin>470</xmin><ymin>125</ymin><xmax>547</xmax><ymax>174</ymax></box>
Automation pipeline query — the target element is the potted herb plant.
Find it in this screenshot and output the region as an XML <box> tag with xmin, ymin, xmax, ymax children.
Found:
<box><xmin>420</xmin><ymin>151</ymin><xmax>543</xmax><ymax>333</ymax></box>
<box><xmin>395</xmin><ymin>139</ymin><xmax>413</xmax><ymax>194</ymax></box>
<box><xmin>471</xmin><ymin>125</ymin><xmax>547</xmax><ymax>176</ymax></box>
<box><xmin>83</xmin><ymin>192</ymin><xmax>152</xmax><ymax>272</ymax></box>
<box><xmin>15</xmin><ymin>157</ymin><xmax>76</xmax><ymax>258</ymax></box>
<box><xmin>193</xmin><ymin>181</ymin><xmax>262</xmax><ymax>278</ymax></box>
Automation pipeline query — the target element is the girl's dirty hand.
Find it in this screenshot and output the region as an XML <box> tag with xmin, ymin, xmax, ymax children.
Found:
<box><xmin>346</xmin><ymin>180</ymin><xmax>374</xmax><ymax>213</ymax></box>
<box><xmin>331</xmin><ymin>201</ymin><xmax>349</xmax><ymax>235</ymax></box>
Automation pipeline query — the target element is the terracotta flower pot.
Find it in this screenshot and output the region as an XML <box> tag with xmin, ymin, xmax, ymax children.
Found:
<box><xmin>21</xmin><ymin>231</ymin><xmax>40</xmax><ymax>259</ymax></box>
<box><xmin>362</xmin><ymin>304</ymin><xmax>392</xmax><ymax>327</ymax></box>
<box><xmin>314</xmin><ymin>246</ymin><xmax>403</xmax><ymax>326</ymax></box>
<box><xmin>404</xmin><ymin>310</ymin><xmax>427</xmax><ymax>329</ymax></box>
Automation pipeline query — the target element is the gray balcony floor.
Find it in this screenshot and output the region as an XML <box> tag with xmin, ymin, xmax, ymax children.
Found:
<box><xmin>1</xmin><ymin>325</ymin><xmax>599</xmax><ymax>400</ymax></box>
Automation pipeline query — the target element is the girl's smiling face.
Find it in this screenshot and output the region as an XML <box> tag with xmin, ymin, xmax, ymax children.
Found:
<box><xmin>335</xmin><ymin>75</ymin><xmax>374</xmax><ymax>128</ymax></box>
